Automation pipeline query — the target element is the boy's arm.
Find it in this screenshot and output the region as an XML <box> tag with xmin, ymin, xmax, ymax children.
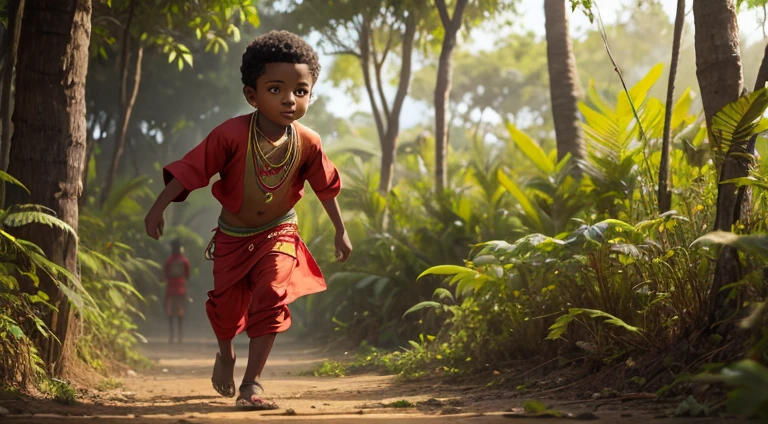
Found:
<box><xmin>145</xmin><ymin>179</ymin><xmax>185</xmax><ymax>239</ymax></box>
<box><xmin>321</xmin><ymin>197</ymin><xmax>352</xmax><ymax>263</ymax></box>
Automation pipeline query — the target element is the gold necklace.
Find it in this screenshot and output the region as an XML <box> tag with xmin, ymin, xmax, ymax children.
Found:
<box><xmin>248</xmin><ymin>113</ymin><xmax>299</xmax><ymax>203</ymax></box>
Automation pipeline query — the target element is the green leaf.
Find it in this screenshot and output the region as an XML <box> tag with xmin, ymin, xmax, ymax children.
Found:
<box><xmin>506</xmin><ymin>123</ymin><xmax>553</xmax><ymax>174</ymax></box>
<box><xmin>168</xmin><ymin>50</ymin><xmax>177</xmax><ymax>64</ymax></box>
<box><xmin>711</xmin><ymin>86</ymin><xmax>768</xmax><ymax>151</ymax></box>
<box><xmin>523</xmin><ymin>400</ymin><xmax>548</xmax><ymax>414</ymax></box>
<box><xmin>497</xmin><ymin>169</ymin><xmax>543</xmax><ymax>230</ymax></box>
<box><xmin>0</xmin><ymin>171</ymin><xmax>29</xmax><ymax>193</ymax></box>
<box><xmin>547</xmin><ymin>308</ymin><xmax>641</xmax><ymax>340</ymax></box>
<box><xmin>4</xmin><ymin>209</ymin><xmax>78</xmax><ymax>240</ymax></box>
<box><xmin>8</xmin><ymin>324</ymin><xmax>25</xmax><ymax>340</ymax></box>
<box><xmin>693</xmin><ymin>231</ymin><xmax>768</xmax><ymax>259</ymax></box>
<box><xmin>418</xmin><ymin>265</ymin><xmax>476</xmax><ymax>280</ymax></box>
<box><xmin>402</xmin><ymin>301</ymin><xmax>441</xmax><ymax>317</ymax></box>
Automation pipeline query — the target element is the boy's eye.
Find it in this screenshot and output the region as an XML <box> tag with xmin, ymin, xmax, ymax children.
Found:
<box><xmin>296</xmin><ymin>89</ymin><xmax>308</xmax><ymax>96</ymax></box>
<box><xmin>268</xmin><ymin>87</ymin><xmax>280</xmax><ymax>93</ymax></box>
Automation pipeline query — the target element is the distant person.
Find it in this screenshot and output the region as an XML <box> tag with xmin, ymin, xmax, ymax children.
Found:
<box><xmin>144</xmin><ymin>31</ymin><xmax>352</xmax><ymax>410</ymax></box>
<box><xmin>164</xmin><ymin>238</ymin><xmax>190</xmax><ymax>344</ymax></box>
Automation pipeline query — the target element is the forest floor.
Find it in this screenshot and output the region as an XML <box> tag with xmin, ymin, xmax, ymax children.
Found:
<box><xmin>1</xmin><ymin>334</ymin><xmax>746</xmax><ymax>423</ymax></box>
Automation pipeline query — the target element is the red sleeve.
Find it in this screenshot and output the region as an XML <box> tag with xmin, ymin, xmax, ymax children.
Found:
<box><xmin>162</xmin><ymin>124</ymin><xmax>232</xmax><ymax>202</ymax></box>
<box><xmin>301</xmin><ymin>134</ymin><xmax>341</xmax><ymax>201</ymax></box>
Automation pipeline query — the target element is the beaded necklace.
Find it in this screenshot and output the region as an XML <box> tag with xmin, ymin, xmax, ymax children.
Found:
<box><xmin>249</xmin><ymin>112</ymin><xmax>299</xmax><ymax>203</ymax></box>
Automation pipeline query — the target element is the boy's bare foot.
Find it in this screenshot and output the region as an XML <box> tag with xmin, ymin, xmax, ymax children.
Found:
<box><xmin>235</xmin><ymin>381</ymin><xmax>278</xmax><ymax>410</ymax></box>
<box><xmin>211</xmin><ymin>352</ymin><xmax>236</xmax><ymax>397</ymax></box>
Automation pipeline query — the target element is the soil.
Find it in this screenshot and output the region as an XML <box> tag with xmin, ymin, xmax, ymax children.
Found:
<box><xmin>0</xmin><ymin>335</ymin><xmax>748</xmax><ymax>423</ymax></box>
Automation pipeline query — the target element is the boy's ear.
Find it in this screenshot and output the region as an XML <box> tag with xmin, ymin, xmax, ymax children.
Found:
<box><xmin>243</xmin><ymin>85</ymin><xmax>258</xmax><ymax>109</ymax></box>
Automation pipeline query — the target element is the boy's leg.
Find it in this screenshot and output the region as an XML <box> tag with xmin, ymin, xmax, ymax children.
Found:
<box><xmin>242</xmin><ymin>333</ymin><xmax>276</xmax><ymax>383</ymax></box>
<box><xmin>237</xmin><ymin>253</ymin><xmax>294</xmax><ymax>409</ymax></box>
<box><xmin>168</xmin><ymin>316</ymin><xmax>174</xmax><ymax>344</ymax></box>
<box><xmin>177</xmin><ymin>315</ymin><xmax>183</xmax><ymax>344</ymax></box>
<box><xmin>206</xmin><ymin>278</ymin><xmax>252</xmax><ymax>397</ymax></box>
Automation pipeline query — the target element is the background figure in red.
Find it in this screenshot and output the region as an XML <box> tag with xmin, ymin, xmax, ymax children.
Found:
<box><xmin>164</xmin><ymin>239</ymin><xmax>190</xmax><ymax>343</ymax></box>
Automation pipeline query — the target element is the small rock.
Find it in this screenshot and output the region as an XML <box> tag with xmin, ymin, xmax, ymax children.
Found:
<box><xmin>126</xmin><ymin>369</ymin><xmax>137</xmax><ymax>377</ymax></box>
<box><xmin>323</xmin><ymin>403</ymin><xmax>330</xmax><ymax>406</ymax></box>
<box><xmin>311</xmin><ymin>405</ymin><xmax>316</xmax><ymax>409</ymax></box>
<box><xmin>0</xmin><ymin>406</ymin><xmax>8</xmax><ymax>416</ymax></box>
<box><xmin>591</xmin><ymin>392</ymin><xmax>601</xmax><ymax>399</ymax></box>
<box><xmin>162</xmin><ymin>368</ymin><xmax>169</xmax><ymax>373</ymax></box>
<box><xmin>284</xmin><ymin>408</ymin><xmax>297</xmax><ymax>416</ymax></box>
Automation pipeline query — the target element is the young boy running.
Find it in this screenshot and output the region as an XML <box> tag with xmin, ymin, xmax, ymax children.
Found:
<box><xmin>144</xmin><ymin>30</ymin><xmax>352</xmax><ymax>410</ymax></box>
<box><xmin>164</xmin><ymin>238</ymin><xmax>190</xmax><ymax>344</ymax></box>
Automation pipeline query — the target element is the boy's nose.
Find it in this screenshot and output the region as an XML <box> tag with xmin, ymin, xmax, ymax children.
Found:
<box><xmin>283</xmin><ymin>94</ymin><xmax>296</xmax><ymax>105</ymax></box>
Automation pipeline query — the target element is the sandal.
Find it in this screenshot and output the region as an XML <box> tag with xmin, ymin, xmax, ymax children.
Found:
<box><xmin>235</xmin><ymin>381</ymin><xmax>279</xmax><ymax>410</ymax></box>
<box><xmin>211</xmin><ymin>353</ymin><xmax>236</xmax><ymax>398</ymax></box>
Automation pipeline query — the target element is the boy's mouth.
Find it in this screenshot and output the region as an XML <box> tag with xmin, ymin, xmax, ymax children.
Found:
<box><xmin>281</xmin><ymin>110</ymin><xmax>295</xmax><ymax>119</ymax></box>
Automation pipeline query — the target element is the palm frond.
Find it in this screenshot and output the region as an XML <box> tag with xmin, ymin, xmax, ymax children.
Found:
<box><xmin>0</xmin><ymin>170</ymin><xmax>29</xmax><ymax>193</ymax></box>
<box><xmin>711</xmin><ymin>86</ymin><xmax>768</xmax><ymax>154</ymax></box>
<box><xmin>3</xmin><ymin>208</ymin><xmax>78</xmax><ymax>240</ymax></box>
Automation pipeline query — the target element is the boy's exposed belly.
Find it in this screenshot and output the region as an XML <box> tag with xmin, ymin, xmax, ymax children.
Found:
<box><xmin>219</xmin><ymin>158</ymin><xmax>300</xmax><ymax>229</ymax></box>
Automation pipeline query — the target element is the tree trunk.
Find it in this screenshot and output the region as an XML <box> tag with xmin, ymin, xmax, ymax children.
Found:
<box><xmin>434</xmin><ymin>0</ymin><xmax>468</xmax><ymax>193</ymax></box>
<box><xmin>692</xmin><ymin>0</ymin><xmax>745</xmax><ymax>326</ymax></box>
<box><xmin>6</xmin><ymin>0</ymin><xmax>91</xmax><ymax>376</ymax></box>
<box><xmin>544</xmin><ymin>0</ymin><xmax>585</xmax><ymax>169</ymax></box>
<box><xmin>0</xmin><ymin>0</ymin><xmax>25</xmax><ymax>209</ymax></box>
<box><xmin>378</xmin><ymin>13</ymin><xmax>416</xmax><ymax>195</ymax></box>
<box><xmin>658</xmin><ymin>0</ymin><xmax>685</xmax><ymax>214</ymax></box>
<box><xmin>99</xmin><ymin>43</ymin><xmax>143</xmax><ymax>207</ymax></box>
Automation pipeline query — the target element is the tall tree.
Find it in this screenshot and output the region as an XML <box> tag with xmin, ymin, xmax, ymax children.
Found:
<box><xmin>657</xmin><ymin>0</ymin><xmax>686</xmax><ymax>213</ymax></box>
<box><xmin>692</xmin><ymin>0</ymin><xmax>745</xmax><ymax>325</ymax></box>
<box><xmin>94</xmin><ymin>0</ymin><xmax>260</xmax><ymax>206</ymax></box>
<box><xmin>281</xmin><ymin>0</ymin><xmax>422</xmax><ymax>195</ymax></box>
<box><xmin>544</xmin><ymin>0</ymin><xmax>584</xmax><ymax>170</ymax></box>
<box><xmin>6</xmin><ymin>0</ymin><xmax>92</xmax><ymax>375</ymax></box>
<box><xmin>433</xmin><ymin>0</ymin><xmax>468</xmax><ymax>192</ymax></box>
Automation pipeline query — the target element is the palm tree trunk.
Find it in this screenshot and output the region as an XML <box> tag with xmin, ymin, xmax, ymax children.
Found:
<box><xmin>692</xmin><ymin>0</ymin><xmax>745</xmax><ymax>326</ymax></box>
<box><xmin>658</xmin><ymin>0</ymin><xmax>685</xmax><ymax>213</ymax></box>
<box><xmin>434</xmin><ymin>0</ymin><xmax>468</xmax><ymax>193</ymax></box>
<box><xmin>6</xmin><ymin>0</ymin><xmax>91</xmax><ymax>376</ymax></box>
<box><xmin>544</xmin><ymin>0</ymin><xmax>585</xmax><ymax>169</ymax></box>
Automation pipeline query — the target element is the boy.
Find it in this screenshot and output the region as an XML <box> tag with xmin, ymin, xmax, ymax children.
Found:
<box><xmin>144</xmin><ymin>30</ymin><xmax>352</xmax><ymax>410</ymax></box>
<box><xmin>164</xmin><ymin>238</ymin><xmax>190</xmax><ymax>344</ymax></box>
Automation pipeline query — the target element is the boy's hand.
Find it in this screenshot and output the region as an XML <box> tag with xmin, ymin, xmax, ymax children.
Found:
<box><xmin>335</xmin><ymin>230</ymin><xmax>352</xmax><ymax>263</ymax></box>
<box><xmin>144</xmin><ymin>207</ymin><xmax>165</xmax><ymax>240</ymax></box>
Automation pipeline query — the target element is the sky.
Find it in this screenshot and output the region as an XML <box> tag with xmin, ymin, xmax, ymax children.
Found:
<box><xmin>310</xmin><ymin>0</ymin><xmax>767</xmax><ymax>131</ymax></box>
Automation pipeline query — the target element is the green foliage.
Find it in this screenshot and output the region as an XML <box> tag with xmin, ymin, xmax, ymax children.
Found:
<box><xmin>0</xmin><ymin>171</ymin><xmax>92</xmax><ymax>387</ymax></box>
<box><xmin>92</xmin><ymin>0</ymin><xmax>259</xmax><ymax>70</ymax></box>
<box><xmin>694</xmin><ymin>360</ymin><xmax>768</xmax><ymax>419</ymax></box>
<box><xmin>40</xmin><ymin>378</ymin><xmax>77</xmax><ymax>405</ymax></box>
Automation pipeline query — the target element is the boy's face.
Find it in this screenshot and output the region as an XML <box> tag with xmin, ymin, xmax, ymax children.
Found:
<box><xmin>243</xmin><ymin>62</ymin><xmax>313</xmax><ymax>128</ymax></box>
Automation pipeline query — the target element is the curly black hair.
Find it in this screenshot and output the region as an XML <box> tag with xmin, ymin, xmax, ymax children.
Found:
<box><xmin>240</xmin><ymin>30</ymin><xmax>321</xmax><ymax>88</ymax></box>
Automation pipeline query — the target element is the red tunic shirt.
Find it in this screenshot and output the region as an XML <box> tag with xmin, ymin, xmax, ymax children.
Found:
<box><xmin>162</xmin><ymin>114</ymin><xmax>341</xmax><ymax>213</ymax></box>
<box><xmin>164</xmin><ymin>253</ymin><xmax>190</xmax><ymax>296</ymax></box>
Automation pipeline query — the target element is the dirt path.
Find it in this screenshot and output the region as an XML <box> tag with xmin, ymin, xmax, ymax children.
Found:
<box><xmin>4</xmin><ymin>335</ymin><xmax>742</xmax><ymax>423</ymax></box>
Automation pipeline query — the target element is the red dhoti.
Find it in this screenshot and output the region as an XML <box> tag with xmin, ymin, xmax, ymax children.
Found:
<box><xmin>205</xmin><ymin>220</ymin><xmax>327</xmax><ymax>340</ymax></box>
